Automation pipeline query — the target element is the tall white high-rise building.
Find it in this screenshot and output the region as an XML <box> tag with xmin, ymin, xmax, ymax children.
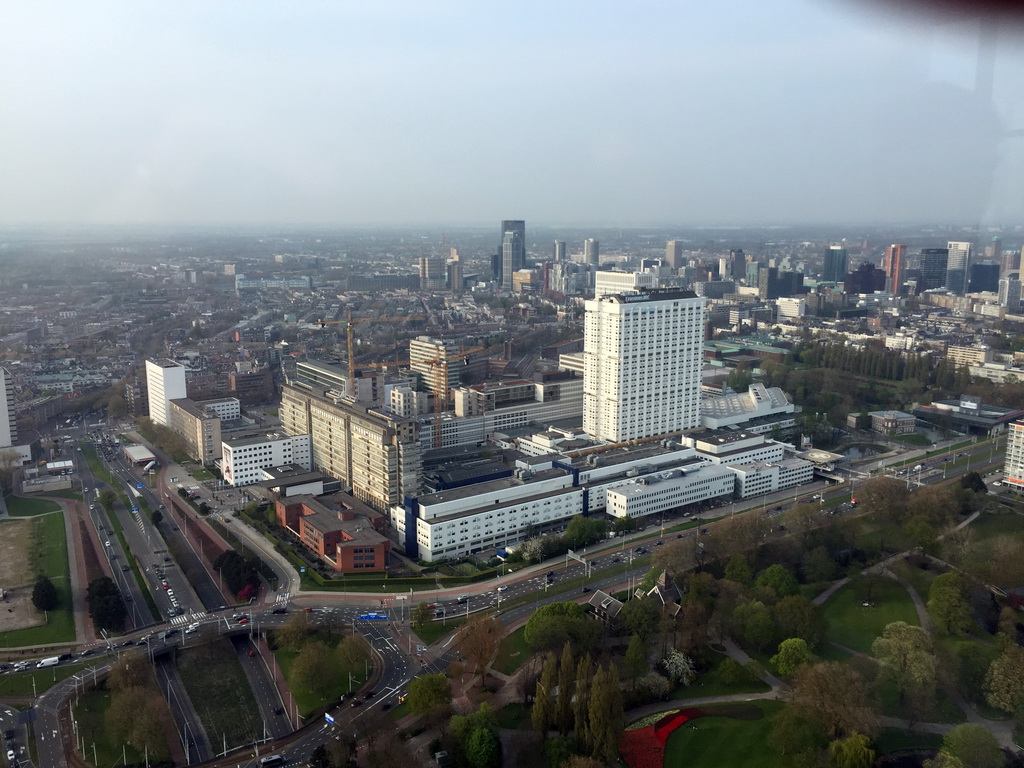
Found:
<box><xmin>0</xmin><ymin>367</ymin><xmax>16</xmax><ymax>448</ymax></box>
<box><xmin>145</xmin><ymin>359</ymin><xmax>188</xmax><ymax>427</ymax></box>
<box><xmin>1004</xmin><ymin>420</ymin><xmax>1024</xmax><ymax>492</ymax></box>
<box><xmin>946</xmin><ymin>241</ymin><xmax>972</xmax><ymax>295</ymax></box>
<box><xmin>583</xmin><ymin>290</ymin><xmax>705</xmax><ymax>442</ymax></box>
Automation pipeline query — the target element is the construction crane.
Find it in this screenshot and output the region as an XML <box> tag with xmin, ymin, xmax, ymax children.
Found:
<box><xmin>429</xmin><ymin>345</ymin><xmax>487</xmax><ymax>448</ymax></box>
<box><xmin>317</xmin><ymin>310</ymin><xmax>425</xmax><ymax>396</ymax></box>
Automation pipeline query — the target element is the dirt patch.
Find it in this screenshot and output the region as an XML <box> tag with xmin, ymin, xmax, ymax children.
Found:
<box><xmin>0</xmin><ymin>588</ymin><xmax>45</xmax><ymax>633</ymax></box>
<box><xmin>0</xmin><ymin>519</ymin><xmax>34</xmax><ymax>587</ymax></box>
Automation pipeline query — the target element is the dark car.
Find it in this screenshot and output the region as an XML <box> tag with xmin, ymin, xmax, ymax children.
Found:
<box><xmin>349</xmin><ymin>700</ymin><xmax>361</xmax><ymax>708</ymax></box>
<box><xmin>271</xmin><ymin>607</ymin><xmax>287</xmax><ymax>614</ymax></box>
<box><xmin>581</xmin><ymin>587</ymin><xmax>590</xmax><ymax>593</ymax></box>
<box><xmin>58</xmin><ymin>653</ymin><xmax>73</xmax><ymax>662</ymax></box>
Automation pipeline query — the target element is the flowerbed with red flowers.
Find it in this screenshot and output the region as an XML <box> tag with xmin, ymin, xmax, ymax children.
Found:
<box><xmin>620</xmin><ymin>707</ymin><xmax>706</xmax><ymax>768</ymax></box>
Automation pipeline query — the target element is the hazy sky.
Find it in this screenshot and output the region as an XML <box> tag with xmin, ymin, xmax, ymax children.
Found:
<box><xmin>4</xmin><ymin>1</ymin><xmax>1024</xmax><ymax>228</ymax></box>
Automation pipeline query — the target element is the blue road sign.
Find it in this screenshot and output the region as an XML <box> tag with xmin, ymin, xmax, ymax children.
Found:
<box><xmin>324</xmin><ymin>712</ymin><xmax>335</xmax><ymax>724</ymax></box>
<box><xmin>136</xmin><ymin>483</ymin><xmax>144</xmax><ymax>489</ymax></box>
<box><xmin>131</xmin><ymin>508</ymin><xmax>138</xmax><ymax>513</ymax></box>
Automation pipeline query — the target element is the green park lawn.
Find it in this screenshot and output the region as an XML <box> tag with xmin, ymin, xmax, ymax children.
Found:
<box><xmin>5</xmin><ymin>495</ymin><xmax>60</xmax><ymax>517</ymax></box>
<box><xmin>0</xmin><ymin>511</ymin><xmax>75</xmax><ymax>648</ymax></box>
<box><xmin>494</xmin><ymin>625</ymin><xmax>531</xmax><ymax>675</ymax></box>
<box><xmin>0</xmin><ymin>660</ymin><xmax>91</xmax><ymax>696</ymax></box>
<box><xmin>822</xmin><ymin>578</ymin><xmax>918</xmax><ymax>655</ymax></box>
<box><xmin>662</xmin><ymin>701</ymin><xmax>787</xmax><ymax>768</ymax></box>
<box><xmin>414</xmin><ymin>616</ymin><xmax>466</xmax><ymax>646</ymax></box>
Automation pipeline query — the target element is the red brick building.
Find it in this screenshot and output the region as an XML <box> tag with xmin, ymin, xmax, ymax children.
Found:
<box><xmin>275</xmin><ymin>494</ymin><xmax>391</xmax><ymax>572</ymax></box>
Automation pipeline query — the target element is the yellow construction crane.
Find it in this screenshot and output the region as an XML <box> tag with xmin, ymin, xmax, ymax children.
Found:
<box><xmin>429</xmin><ymin>345</ymin><xmax>487</xmax><ymax>448</ymax></box>
<box><xmin>317</xmin><ymin>310</ymin><xmax>424</xmax><ymax>396</ymax></box>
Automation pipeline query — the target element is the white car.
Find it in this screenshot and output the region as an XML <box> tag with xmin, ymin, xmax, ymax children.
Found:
<box><xmin>7</xmin><ymin>749</ymin><xmax>16</xmax><ymax>761</ymax></box>
<box><xmin>497</xmin><ymin>585</ymin><xmax>508</xmax><ymax>593</ymax></box>
<box><xmin>104</xmin><ymin>541</ymin><xmax>111</xmax><ymax>547</ymax></box>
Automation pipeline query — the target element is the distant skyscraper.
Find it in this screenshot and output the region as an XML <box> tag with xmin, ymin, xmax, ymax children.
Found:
<box><xmin>844</xmin><ymin>263</ymin><xmax>887</xmax><ymax>294</ymax></box>
<box><xmin>500</xmin><ymin>219</ymin><xmax>526</xmax><ymax>289</ymax></box>
<box><xmin>946</xmin><ymin>241</ymin><xmax>972</xmax><ymax>295</ymax></box>
<box><xmin>585</xmin><ymin>238</ymin><xmax>600</xmax><ymax>266</ymax></box>
<box><xmin>883</xmin><ymin>244</ymin><xmax>906</xmax><ymax>295</ymax></box>
<box><xmin>919</xmin><ymin>248</ymin><xmax>949</xmax><ymax>292</ymax></box>
<box><xmin>729</xmin><ymin>249</ymin><xmax>746</xmax><ymax>281</ymax></box>
<box><xmin>999</xmin><ymin>278</ymin><xmax>1021</xmax><ymax>313</ymax></box>
<box><xmin>822</xmin><ymin>246</ymin><xmax>848</xmax><ymax>283</ymax></box>
<box><xmin>969</xmin><ymin>262</ymin><xmax>1000</xmax><ymax>293</ymax></box>
<box><xmin>1001</xmin><ymin>249</ymin><xmax>1020</xmax><ymax>278</ymax></box>
<box><xmin>666</xmin><ymin>240</ymin><xmax>684</xmax><ymax>269</ymax></box>
<box><xmin>553</xmin><ymin>240</ymin><xmax>566</xmax><ymax>262</ymax></box>
<box><xmin>985</xmin><ymin>237</ymin><xmax>1002</xmax><ymax>260</ymax></box>
<box><xmin>583</xmin><ymin>290</ymin><xmax>705</xmax><ymax>442</ymax></box>
<box><xmin>419</xmin><ymin>255</ymin><xmax>446</xmax><ymax>290</ymax></box>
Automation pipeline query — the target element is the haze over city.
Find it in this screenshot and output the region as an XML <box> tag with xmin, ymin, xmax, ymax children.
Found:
<box><xmin>4</xmin><ymin>0</ymin><xmax>1024</xmax><ymax>229</ymax></box>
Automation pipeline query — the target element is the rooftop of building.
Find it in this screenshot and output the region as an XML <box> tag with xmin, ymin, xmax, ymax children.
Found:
<box><xmin>423</xmin><ymin>483</ymin><xmax>582</xmax><ymax>524</ymax></box>
<box><xmin>224</xmin><ymin>430</ymin><xmax>293</xmax><ymax>447</ymax></box>
<box><xmin>168</xmin><ymin>398</ymin><xmax>219</xmax><ymax>419</ymax></box>
<box><xmin>560</xmin><ymin>440</ymin><xmax>691</xmax><ymax>470</ymax></box>
<box><xmin>148</xmin><ymin>358</ymin><xmax>184</xmax><ymax>369</ymax></box>
<box><xmin>417</xmin><ymin>467</ymin><xmax>570</xmax><ymax>507</ymax></box>
<box><xmin>700</xmin><ymin>384</ymin><xmax>791</xmax><ymax>419</ymax></box>
<box><xmin>694</xmin><ymin>430</ymin><xmax>764</xmax><ymax>446</ymax></box>
<box><xmin>594</xmin><ymin>289</ymin><xmax>700</xmax><ymax>304</ymax></box>
<box><xmin>868</xmin><ymin>410</ymin><xmax>914</xmax><ymax>419</ymax></box>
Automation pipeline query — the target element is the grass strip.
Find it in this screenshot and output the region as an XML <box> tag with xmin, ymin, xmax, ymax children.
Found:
<box><xmin>177</xmin><ymin>638</ymin><xmax>264</xmax><ymax>751</ymax></box>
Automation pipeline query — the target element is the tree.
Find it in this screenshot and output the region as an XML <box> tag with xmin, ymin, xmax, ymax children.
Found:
<box><xmin>733</xmin><ymin>599</ymin><xmax>776</xmax><ymax>651</ymax></box>
<box><xmin>86</xmin><ymin>576</ymin><xmax>126</xmax><ymax>631</ymax></box>
<box><xmin>661</xmin><ymin>649</ymin><xmax>696</xmax><ymax>686</ymax></box>
<box><xmin>771</xmin><ymin>637</ymin><xmax>812</xmax><ymax>676</ymax></box>
<box><xmin>292</xmin><ymin>641</ymin><xmax>337</xmax><ymax>701</ymax></box>
<box><xmin>754</xmin><ymin>564</ymin><xmax>799</xmax><ymax>600</ymax></box>
<box><xmin>772</xmin><ymin>595</ymin><xmax>826</xmax><ymax>649</ymax></box>
<box><xmin>459</xmin><ymin>616</ymin><xmax>503</xmax><ymax>683</ymax></box>
<box><xmin>924</xmin><ymin>753</ymin><xmax>967</xmax><ymax>768</ymax></box>
<box><xmin>588</xmin><ymin>664</ymin><xmax>623</xmax><ymax>764</ymax></box>
<box><xmin>724</xmin><ymin>553</ymin><xmax>753</xmax><ymax>585</ymax></box>
<box><xmin>619</xmin><ymin>597</ymin><xmax>661</xmax><ymax>641</ymax></box>
<box><xmin>871</xmin><ymin>622</ymin><xmax>935</xmax><ymax>724</ymax></box>
<box><xmin>828</xmin><ymin>732</ymin><xmax>875</xmax><ymax>768</ymax></box>
<box><xmin>464</xmin><ymin>726</ymin><xmax>500</xmax><ymax>768</ymax></box>
<box><xmin>150</xmin><ymin>508</ymin><xmax>163</xmax><ymax>527</ymax></box>
<box><xmin>96</xmin><ymin>488</ymin><xmax>116</xmax><ymax>511</ymax></box>
<box><xmin>556</xmin><ymin>642</ymin><xmax>574</xmax><ymax>735</ymax></box>
<box><xmin>801</xmin><ymin>546</ymin><xmax>836</xmax><ymax>585</ymax></box>
<box><xmin>532</xmin><ymin>652</ymin><xmax>556</xmax><ymax>736</ymax></box>
<box><xmin>0</xmin><ymin>448</ymin><xmax>23</xmax><ymax>492</ymax></box>
<box><xmin>959</xmin><ymin>471</ymin><xmax>988</xmax><ymax>495</ymax></box>
<box><xmin>573</xmin><ymin>653</ymin><xmax>593</xmax><ymax>751</ymax></box>
<box><xmin>940</xmin><ymin>723</ymin><xmax>1004</xmax><ymax>768</ymax></box>
<box><xmin>564</xmin><ymin>515</ymin><xmax>608</xmax><ymax>548</ymax></box>
<box><xmin>407</xmin><ymin>673</ymin><xmax>451</xmax><ymax>715</ymax></box>
<box><xmin>927</xmin><ymin>572</ymin><xmax>971</xmax><ymax>634</ymax></box>
<box><xmin>31</xmin><ymin>576</ymin><xmax>59</xmax><ymax>612</ymax></box>
<box><xmin>274</xmin><ymin>611</ymin><xmax>313</xmax><ymax>651</ymax></box>
<box><xmin>412</xmin><ymin>601</ymin><xmax>432</xmax><ymax>630</ymax></box>
<box><xmin>524</xmin><ymin>601</ymin><xmax>601</xmax><ymax>653</ymax></box>
<box><xmin>625</xmin><ymin>634</ymin><xmax>647</xmax><ymax>689</ymax></box>
<box><xmin>856</xmin><ymin>476</ymin><xmax>910</xmax><ymax>524</ymax></box>
<box><xmin>307</xmin><ymin>744</ymin><xmax>330</xmax><ymax>768</ymax></box>
<box><xmin>336</xmin><ymin>633</ymin><xmax>371</xmax><ymax>673</ymax></box>
<box><xmin>984</xmin><ymin>643</ymin><xmax>1024</xmax><ymax>719</ymax></box>
<box><xmin>790</xmin><ymin>662</ymin><xmax>878</xmax><ymax>739</ymax></box>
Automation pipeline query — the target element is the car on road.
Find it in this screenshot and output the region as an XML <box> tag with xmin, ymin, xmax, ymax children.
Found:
<box><xmin>497</xmin><ymin>585</ymin><xmax>508</xmax><ymax>593</ymax></box>
<box><xmin>456</xmin><ymin>595</ymin><xmax>468</xmax><ymax>603</ymax></box>
<box><xmin>247</xmin><ymin>649</ymin><xmax>256</xmax><ymax>657</ymax></box>
<box><xmin>104</xmin><ymin>541</ymin><xmax>111</xmax><ymax>547</ymax></box>
<box><xmin>237</xmin><ymin>617</ymin><xmax>250</xmax><ymax>625</ymax></box>
<box><xmin>271</xmin><ymin>607</ymin><xmax>287</xmax><ymax>614</ymax></box>
<box><xmin>349</xmin><ymin>700</ymin><xmax>361</xmax><ymax>708</ymax></box>
<box><xmin>7</xmin><ymin>749</ymin><xmax>15</xmax><ymax>762</ymax></box>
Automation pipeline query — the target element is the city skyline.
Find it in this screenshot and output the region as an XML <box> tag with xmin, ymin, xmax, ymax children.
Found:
<box><xmin>4</xmin><ymin>2</ymin><xmax>1024</xmax><ymax>228</ymax></box>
